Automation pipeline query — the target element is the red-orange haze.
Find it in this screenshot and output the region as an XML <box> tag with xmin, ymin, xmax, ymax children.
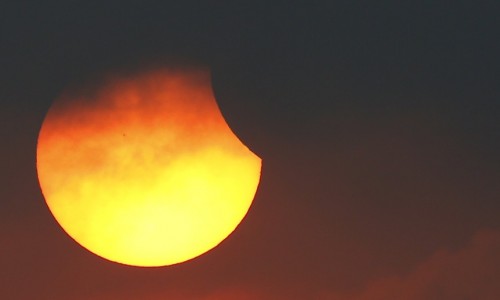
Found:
<box><xmin>36</xmin><ymin>69</ymin><xmax>262</xmax><ymax>267</ymax></box>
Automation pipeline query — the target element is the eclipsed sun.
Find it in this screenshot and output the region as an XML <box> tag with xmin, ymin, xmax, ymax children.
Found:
<box><xmin>36</xmin><ymin>68</ymin><xmax>262</xmax><ymax>267</ymax></box>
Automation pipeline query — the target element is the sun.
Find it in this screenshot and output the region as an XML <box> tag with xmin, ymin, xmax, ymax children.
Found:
<box><xmin>36</xmin><ymin>68</ymin><xmax>261</xmax><ymax>267</ymax></box>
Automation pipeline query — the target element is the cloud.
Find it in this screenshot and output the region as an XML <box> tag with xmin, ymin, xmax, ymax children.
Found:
<box><xmin>198</xmin><ymin>287</ymin><xmax>271</xmax><ymax>300</ymax></box>
<box><xmin>321</xmin><ymin>229</ymin><xmax>500</xmax><ymax>300</ymax></box>
<box><xmin>78</xmin><ymin>287</ymin><xmax>272</xmax><ymax>300</ymax></box>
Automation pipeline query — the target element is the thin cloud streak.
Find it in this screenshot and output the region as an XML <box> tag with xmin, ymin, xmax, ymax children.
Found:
<box><xmin>323</xmin><ymin>229</ymin><xmax>500</xmax><ymax>300</ymax></box>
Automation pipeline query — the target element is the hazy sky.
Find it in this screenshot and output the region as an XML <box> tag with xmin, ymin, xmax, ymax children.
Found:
<box><xmin>1</xmin><ymin>1</ymin><xmax>499</xmax><ymax>299</ymax></box>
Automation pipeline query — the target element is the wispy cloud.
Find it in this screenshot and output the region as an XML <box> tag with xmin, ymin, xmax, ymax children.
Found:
<box><xmin>322</xmin><ymin>229</ymin><xmax>500</xmax><ymax>300</ymax></box>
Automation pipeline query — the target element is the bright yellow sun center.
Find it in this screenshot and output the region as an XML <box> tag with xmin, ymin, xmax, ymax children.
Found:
<box><xmin>36</xmin><ymin>69</ymin><xmax>261</xmax><ymax>267</ymax></box>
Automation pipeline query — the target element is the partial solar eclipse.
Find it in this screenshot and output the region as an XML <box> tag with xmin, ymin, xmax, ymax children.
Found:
<box><xmin>36</xmin><ymin>68</ymin><xmax>261</xmax><ymax>267</ymax></box>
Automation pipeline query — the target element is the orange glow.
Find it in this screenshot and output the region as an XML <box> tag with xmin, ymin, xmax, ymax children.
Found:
<box><xmin>36</xmin><ymin>69</ymin><xmax>261</xmax><ymax>267</ymax></box>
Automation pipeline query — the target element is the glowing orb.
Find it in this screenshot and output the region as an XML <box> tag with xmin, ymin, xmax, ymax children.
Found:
<box><xmin>36</xmin><ymin>68</ymin><xmax>261</xmax><ymax>267</ymax></box>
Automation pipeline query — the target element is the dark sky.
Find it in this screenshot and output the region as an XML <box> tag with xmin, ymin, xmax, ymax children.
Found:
<box><xmin>1</xmin><ymin>1</ymin><xmax>499</xmax><ymax>299</ymax></box>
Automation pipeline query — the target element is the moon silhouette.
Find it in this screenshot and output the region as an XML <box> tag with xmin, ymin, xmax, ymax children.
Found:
<box><xmin>36</xmin><ymin>68</ymin><xmax>262</xmax><ymax>267</ymax></box>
